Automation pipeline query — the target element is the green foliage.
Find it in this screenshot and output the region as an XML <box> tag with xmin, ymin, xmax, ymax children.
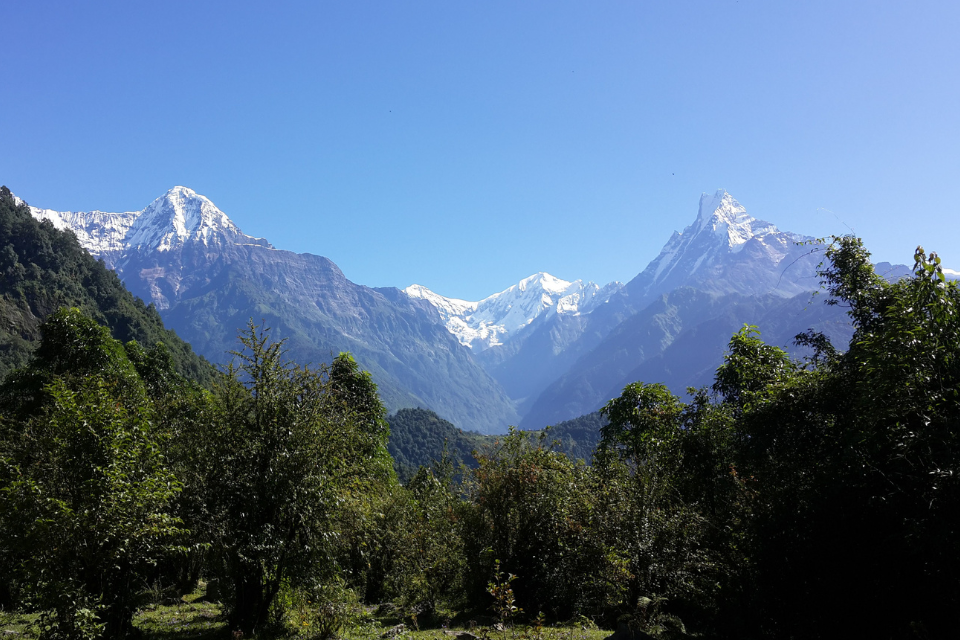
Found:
<box><xmin>387</xmin><ymin>407</ymin><xmax>603</xmax><ymax>489</ymax></box>
<box><xmin>596</xmin><ymin>388</ymin><xmax>718</xmax><ymax>633</ymax></box>
<box><xmin>487</xmin><ymin>559</ymin><xmax>521</xmax><ymax>628</ymax></box>
<box><xmin>817</xmin><ymin>234</ymin><xmax>890</xmax><ymax>329</ymax></box>
<box><xmin>599</xmin><ymin>383</ymin><xmax>684</xmax><ymax>462</ymax></box>
<box><xmin>464</xmin><ymin>430</ymin><xmax>609</xmax><ymax>620</ymax></box>
<box><xmin>195</xmin><ymin>322</ymin><xmax>393</xmax><ymax>634</ymax></box>
<box><xmin>279</xmin><ymin>578</ymin><xmax>366</xmax><ymax>640</ymax></box>
<box><xmin>712</xmin><ymin>325</ymin><xmax>795</xmax><ymax>409</ymax></box>
<box><xmin>386</xmin><ymin>409</ymin><xmax>602</xmax><ymax>486</ymax></box>
<box><xmin>372</xmin><ymin>462</ymin><xmax>468</xmax><ymax>620</ymax></box>
<box><xmin>700</xmin><ymin>236</ymin><xmax>960</xmax><ymax>638</ymax></box>
<box><xmin>0</xmin><ymin>310</ymin><xmax>185</xmax><ymax>639</ymax></box>
<box><xmin>329</xmin><ymin>352</ymin><xmax>394</xmax><ymax>483</ymax></box>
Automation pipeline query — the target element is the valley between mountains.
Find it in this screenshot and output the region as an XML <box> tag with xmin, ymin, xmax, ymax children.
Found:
<box><xmin>27</xmin><ymin>187</ymin><xmax>899</xmax><ymax>434</ymax></box>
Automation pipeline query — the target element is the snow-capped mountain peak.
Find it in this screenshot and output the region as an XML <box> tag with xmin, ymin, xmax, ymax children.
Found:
<box><xmin>405</xmin><ymin>284</ymin><xmax>478</xmax><ymax>318</ymax></box>
<box><xmin>630</xmin><ymin>189</ymin><xmax>815</xmax><ymax>303</ymax></box>
<box><xmin>516</xmin><ymin>272</ymin><xmax>570</xmax><ymax>295</ymax></box>
<box><xmin>124</xmin><ymin>186</ymin><xmax>261</xmax><ymax>252</ymax></box>
<box><xmin>406</xmin><ymin>273</ymin><xmax>622</xmax><ymax>351</ymax></box>
<box><xmin>29</xmin><ymin>186</ymin><xmax>271</xmax><ymax>263</ymax></box>
<box><xmin>694</xmin><ymin>189</ymin><xmax>777</xmax><ymax>252</ymax></box>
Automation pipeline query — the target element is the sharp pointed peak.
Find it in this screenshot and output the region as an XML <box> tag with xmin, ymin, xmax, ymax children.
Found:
<box><xmin>124</xmin><ymin>185</ymin><xmax>274</xmax><ymax>252</ymax></box>
<box><xmin>697</xmin><ymin>189</ymin><xmax>743</xmax><ymax>221</ymax></box>
<box><xmin>700</xmin><ymin>188</ymin><xmax>730</xmax><ymax>203</ymax></box>
<box><xmin>150</xmin><ymin>186</ymin><xmax>214</xmax><ymax>207</ymax></box>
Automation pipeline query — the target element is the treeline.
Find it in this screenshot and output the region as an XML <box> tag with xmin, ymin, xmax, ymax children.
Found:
<box><xmin>1</xmin><ymin>235</ymin><xmax>958</xmax><ymax>640</ymax></box>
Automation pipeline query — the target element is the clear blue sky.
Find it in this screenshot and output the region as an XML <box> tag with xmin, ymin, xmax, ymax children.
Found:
<box><xmin>3</xmin><ymin>1</ymin><xmax>959</xmax><ymax>300</ymax></box>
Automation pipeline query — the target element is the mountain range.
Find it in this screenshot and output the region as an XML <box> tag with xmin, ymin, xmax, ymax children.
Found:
<box><xmin>405</xmin><ymin>191</ymin><xmax>864</xmax><ymax>425</ymax></box>
<box><xmin>27</xmin><ymin>187</ymin><xmax>893</xmax><ymax>433</ymax></box>
<box><xmin>30</xmin><ymin>187</ymin><xmax>517</xmax><ymax>433</ymax></box>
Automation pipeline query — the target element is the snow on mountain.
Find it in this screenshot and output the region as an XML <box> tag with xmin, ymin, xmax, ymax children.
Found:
<box><xmin>30</xmin><ymin>207</ymin><xmax>141</xmax><ymax>259</ymax></box>
<box><xmin>651</xmin><ymin>190</ymin><xmax>791</xmax><ymax>283</ymax></box>
<box><xmin>406</xmin><ymin>273</ymin><xmax>622</xmax><ymax>351</ymax></box>
<box><xmin>404</xmin><ymin>284</ymin><xmax>478</xmax><ymax>318</ymax></box>
<box><xmin>124</xmin><ymin>186</ymin><xmax>270</xmax><ymax>253</ymax></box>
<box><xmin>629</xmin><ymin>189</ymin><xmax>816</xmax><ymax>303</ymax></box>
<box><xmin>29</xmin><ymin>186</ymin><xmax>271</xmax><ymax>264</ymax></box>
<box><xmin>691</xmin><ymin>189</ymin><xmax>778</xmax><ymax>251</ymax></box>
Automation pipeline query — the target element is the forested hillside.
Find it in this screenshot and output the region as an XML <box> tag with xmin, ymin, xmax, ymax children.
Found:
<box><xmin>0</xmin><ymin>187</ymin><xmax>215</xmax><ymax>384</ymax></box>
<box><xmin>387</xmin><ymin>407</ymin><xmax>493</xmax><ymax>481</ymax></box>
<box><xmin>387</xmin><ymin>408</ymin><xmax>604</xmax><ymax>481</ymax></box>
<box><xmin>2</xmin><ymin>235</ymin><xmax>957</xmax><ymax>640</ymax></box>
<box><xmin>542</xmin><ymin>411</ymin><xmax>606</xmax><ymax>461</ymax></box>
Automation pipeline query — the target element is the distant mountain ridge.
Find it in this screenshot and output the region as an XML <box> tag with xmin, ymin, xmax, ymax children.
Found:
<box><xmin>28</xmin><ymin>186</ymin><xmax>519</xmax><ymax>434</ymax></box>
<box><xmin>408</xmin><ymin>190</ymin><xmax>866</xmax><ymax>429</ymax></box>
<box><xmin>31</xmin><ymin>186</ymin><xmax>271</xmax><ymax>256</ymax></box>
<box><xmin>405</xmin><ymin>273</ymin><xmax>622</xmax><ymax>351</ymax></box>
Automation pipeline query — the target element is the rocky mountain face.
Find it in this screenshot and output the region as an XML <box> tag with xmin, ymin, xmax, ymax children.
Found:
<box><xmin>622</xmin><ymin>190</ymin><xmax>822</xmax><ymax>304</ymax></box>
<box><xmin>409</xmin><ymin>190</ymin><xmax>860</xmax><ymax>429</ymax></box>
<box><xmin>31</xmin><ymin>187</ymin><xmax>518</xmax><ymax>434</ymax></box>
<box><xmin>518</xmin><ymin>287</ymin><xmax>853</xmax><ymax>428</ymax></box>
<box><xmin>515</xmin><ymin>190</ymin><xmax>840</xmax><ymax>425</ymax></box>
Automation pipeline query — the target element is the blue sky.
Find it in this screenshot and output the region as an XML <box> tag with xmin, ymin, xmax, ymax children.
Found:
<box><xmin>3</xmin><ymin>1</ymin><xmax>959</xmax><ymax>300</ymax></box>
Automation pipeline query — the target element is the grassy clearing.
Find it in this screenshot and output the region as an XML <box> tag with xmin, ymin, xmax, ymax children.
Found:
<box><xmin>1</xmin><ymin>585</ymin><xmax>611</xmax><ymax>640</ymax></box>
<box><xmin>0</xmin><ymin>611</ymin><xmax>38</xmax><ymax>639</ymax></box>
<box><xmin>135</xmin><ymin>587</ymin><xmax>226</xmax><ymax>640</ymax></box>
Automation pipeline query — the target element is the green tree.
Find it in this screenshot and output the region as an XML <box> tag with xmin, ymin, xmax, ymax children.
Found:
<box><xmin>596</xmin><ymin>385</ymin><xmax>717</xmax><ymax>633</ymax></box>
<box><xmin>599</xmin><ymin>382</ymin><xmax>685</xmax><ymax>462</ymax></box>
<box><xmin>712</xmin><ymin>325</ymin><xmax>796</xmax><ymax>411</ymax></box>
<box><xmin>328</xmin><ymin>352</ymin><xmax>393</xmax><ymax>482</ymax></box>
<box><xmin>198</xmin><ymin>323</ymin><xmax>391</xmax><ymax>634</ymax></box>
<box><xmin>0</xmin><ymin>309</ymin><xmax>183</xmax><ymax>639</ymax></box>
<box><xmin>711</xmin><ymin>237</ymin><xmax>960</xmax><ymax>637</ymax></box>
<box><xmin>463</xmin><ymin>429</ymin><xmax>610</xmax><ymax>620</ymax></box>
<box><xmin>374</xmin><ymin>460</ymin><xmax>468</xmax><ymax>620</ymax></box>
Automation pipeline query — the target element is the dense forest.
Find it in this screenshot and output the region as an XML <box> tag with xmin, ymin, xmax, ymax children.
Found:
<box><xmin>0</xmin><ymin>189</ymin><xmax>957</xmax><ymax>640</ymax></box>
